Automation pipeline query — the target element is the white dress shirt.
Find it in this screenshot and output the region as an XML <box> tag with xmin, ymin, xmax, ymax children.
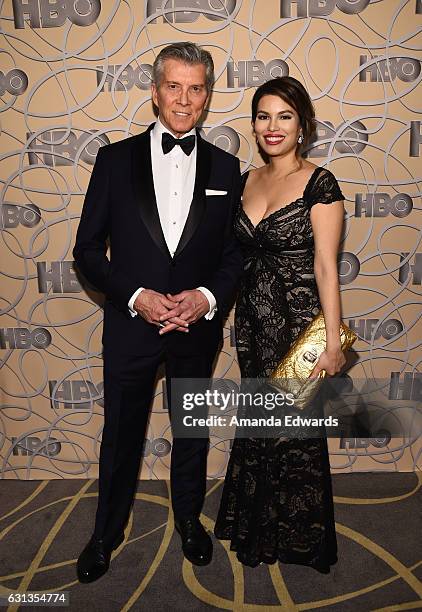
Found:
<box><xmin>128</xmin><ymin>117</ymin><xmax>217</xmax><ymax>319</ymax></box>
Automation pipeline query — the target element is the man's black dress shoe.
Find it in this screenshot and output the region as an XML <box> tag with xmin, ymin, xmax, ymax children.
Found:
<box><xmin>175</xmin><ymin>517</ymin><xmax>213</xmax><ymax>566</ymax></box>
<box><xmin>77</xmin><ymin>532</ymin><xmax>124</xmax><ymax>583</ymax></box>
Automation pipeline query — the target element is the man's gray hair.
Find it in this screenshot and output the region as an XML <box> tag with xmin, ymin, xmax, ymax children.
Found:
<box><xmin>152</xmin><ymin>42</ymin><xmax>214</xmax><ymax>92</ymax></box>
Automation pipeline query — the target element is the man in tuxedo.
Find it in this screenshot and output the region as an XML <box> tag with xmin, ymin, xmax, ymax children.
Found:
<box><xmin>73</xmin><ymin>42</ymin><xmax>242</xmax><ymax>582</ymax></box>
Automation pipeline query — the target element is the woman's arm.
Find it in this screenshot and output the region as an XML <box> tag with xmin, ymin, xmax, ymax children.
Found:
<box><xmin>310</xmin><ymin>199</ymin><xmax>346</xmax><ymax>377</ymax></box>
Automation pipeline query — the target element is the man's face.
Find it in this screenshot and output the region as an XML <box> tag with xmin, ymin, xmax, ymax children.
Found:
<box><xmin>151</xmin><ymin>58</ymin><xmax>209</xmax><ymax>138</ymax></box>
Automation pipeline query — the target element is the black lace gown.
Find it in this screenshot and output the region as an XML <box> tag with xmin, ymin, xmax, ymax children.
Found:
<box><xmin>214</xmin><ymin>167</ymin><xmax>345</xmax><ymax>573</ymax></box>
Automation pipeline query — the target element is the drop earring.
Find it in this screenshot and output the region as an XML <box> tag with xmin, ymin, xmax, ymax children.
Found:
<box><xmin>297</xmin><ymin>133</ymin><xmax>303</xmax><ymax>144</ymax></box>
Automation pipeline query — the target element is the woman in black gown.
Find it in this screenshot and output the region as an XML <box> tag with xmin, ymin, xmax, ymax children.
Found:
<box><xmin>214</xmin><ymin>77</ymin><xmax>346</xmax><ymax>573</ymax></box>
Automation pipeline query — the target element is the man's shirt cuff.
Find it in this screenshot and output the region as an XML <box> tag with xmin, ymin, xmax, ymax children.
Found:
<box><xmin>197</xmin><ymin>287</ymin><xmax>217</xmax><ymax>320</ymax></box>
<box><xmin>128</xmin><ymin>287</ymin><xmax>144</xmax><ymax>317</ymax></box>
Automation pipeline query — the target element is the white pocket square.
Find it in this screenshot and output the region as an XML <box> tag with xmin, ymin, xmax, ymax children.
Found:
<box><xmin>206</xmin><ymin>189</ymin><xmax>227</xmax><ymax>196</ymax></box>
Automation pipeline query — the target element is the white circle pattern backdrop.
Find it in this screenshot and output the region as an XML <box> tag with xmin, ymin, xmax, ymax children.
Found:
<box><xmin>0</xmin><ymin>0</ymin><xmax>421</xmax><ymax>478</ymax></box>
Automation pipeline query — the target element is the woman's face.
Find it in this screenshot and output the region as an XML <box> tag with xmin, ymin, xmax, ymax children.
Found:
<box><xmin>253</xmin><ymin>94</ymin><xmax>302</xmax><ymax>157</ymax></box>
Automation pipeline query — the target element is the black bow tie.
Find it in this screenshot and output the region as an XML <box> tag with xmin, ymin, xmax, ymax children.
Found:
<box><xmin>161</xmin><ymin>132</ymin><xmax>195</xmax><ymax>156</ymax></box>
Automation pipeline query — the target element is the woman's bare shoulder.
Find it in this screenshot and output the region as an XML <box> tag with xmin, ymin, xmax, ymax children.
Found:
<box><xmin>246</xmin><ymin>165</ymin><xmax>266</xmax><ymax>183</ymax></box>
<box><xmin>300</xmin><ymin>161</ymin><xmax>319</xmax><ymax>177</ymax></box>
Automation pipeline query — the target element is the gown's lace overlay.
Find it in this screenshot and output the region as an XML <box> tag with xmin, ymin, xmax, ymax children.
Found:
<box><xmin>214</xmin><ymin>167</ymin><xmax>345</xmax><ymax>573</ymax></box>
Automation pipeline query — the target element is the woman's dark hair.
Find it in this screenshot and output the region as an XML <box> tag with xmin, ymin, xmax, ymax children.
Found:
<box><xmin>251</xmin><ymin>76</ymin><xmax>316</xmax><ymax>148</ymax></box>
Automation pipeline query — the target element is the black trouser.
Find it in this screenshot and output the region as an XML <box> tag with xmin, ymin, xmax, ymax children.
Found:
<box><xmin>93</xmin><ymin>346</ymin><xmax>214</xmax><ymax>549</ymax></box>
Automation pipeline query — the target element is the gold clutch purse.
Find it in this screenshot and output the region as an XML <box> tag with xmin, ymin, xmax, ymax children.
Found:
<box><xmin>269</xmin><ymin>312</ymin><xmax>357</xmax><ymax>411</ymax></box>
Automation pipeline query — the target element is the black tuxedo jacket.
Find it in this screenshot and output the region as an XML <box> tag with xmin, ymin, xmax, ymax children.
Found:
<box><xmin>73</xmin><ymin>123</ymin><xmax>243</xmax><ymax>357</ymax></box>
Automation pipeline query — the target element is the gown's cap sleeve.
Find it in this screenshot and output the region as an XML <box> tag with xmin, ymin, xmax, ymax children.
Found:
<box><xmin>305</xmin><ymin>168</ymin><xmax>345</xmax><ymax>207</ymax></box>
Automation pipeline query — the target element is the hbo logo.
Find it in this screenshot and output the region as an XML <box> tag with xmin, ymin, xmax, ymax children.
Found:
<box><xmin>12</xmin><ymin>0</ymin><xmax>101</xmax><ymax>29</ymax></box>
<box><xmin>27</xmin><ymin>130</ymin><xmax>110</xmax><ymax>166</ymax></box>
<box><xmin>398</xmin><ymin>253</ymin><xmax>422</xmax><ymax>285</ymax></box>
<box><xmin>0</xmin><ymin>327</ymin><xmax>52</xmax><ymax>349</ymax></box>
<box><xmin>96</xmin><ymin>64</ymin><xmax>152</xmax><ymax>92</ymax></box>
<box><xmin>280</xmin><ymin>0</ymin><xmax>370</xmax><ymax>17</ymax></box>
<box><xmin>348</xmin><ymin>318</ymin><xmax>403</xmax><ymax>341</ymax></box>
<box><xmin>355</xmin><ymin>193</ymin><xmax>413</xmax><ymax>218</ymax></box>
<box><xmin>307</xmin><ymin>120</ymin><xmax>368</xmax><ymax>157</ymax></box>
<box><xmin>143</xmin><ymin>438</ymin><xmax>171</xmax><ymax>457</ymax></box>
<box><xmin>146</xmin><ymin>0</ymin><xmax>236</xmax><ymax>22</ymax></box>
<box><xmin>339</xmin><ymin>431</ymin><xmax>391</xmax><ymax>449</ymax></box>
<box><xmin>0</xmin><ymin>69</ymin><xmax>28</xmax><ymax>95</ymax></box>
<box><xmin>227</xmin><ymin>59</ymin><xmax>289</xmax><ymax>88</ymax></box>
<box><xmin>12</xmin><ymin>436</ymin><xmax>61</xmax><ymax>456</ymax></box>
<box><xmin>359</xmin><ymin>55</ymin><xmax>421</xmax><ymax>83</ymax></box>
<box><xmin>410</xmin><ymin>121</ymin><xmax>422</xmax><ymax>157</ymax></box>
<box><xmin>338</xmin><ymin>252</ymin><xmax>360</xmax><ymax>285</ymax></box>
<box><xmin>1</xmin><ymin>203</ymin><xmax>41</xmax><ymax>228</ymax></box>
<box><xmin>202</xmin><ymin>126</ymin><xmax>240</xmax><ymax>157</ymax></box>
<box><xmin>389</xmin><ymin>372</ymin><xmax>421</xmax><ymax>401</ymax></box>
<box><xmin>49</xmin><ymin>379</ymin><xmax>104</xmax><ymax>410</ymax></box>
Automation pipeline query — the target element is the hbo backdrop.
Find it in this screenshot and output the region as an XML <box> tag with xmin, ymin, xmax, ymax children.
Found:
<box><xmin>1</xmin><ymin>0</ymin><xmax>421</xmax><ymax>478</ymax></box>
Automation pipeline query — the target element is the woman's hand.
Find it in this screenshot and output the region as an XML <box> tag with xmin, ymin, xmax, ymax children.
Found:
<box><xmin>310</xmin><ymin>348</ymin><xmax>346</xmax><ymax>378</ymax></box>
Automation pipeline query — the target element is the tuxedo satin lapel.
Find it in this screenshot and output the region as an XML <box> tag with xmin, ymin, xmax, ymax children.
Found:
<box><xmin>173</xmin><ymin>131</ymin><xmax>211</xmax><ymax>258</ymax></box>
<box><xmin>132</xmin><ymin>124</ymin><xmax>171</xmax><ymax>260</ymax></box>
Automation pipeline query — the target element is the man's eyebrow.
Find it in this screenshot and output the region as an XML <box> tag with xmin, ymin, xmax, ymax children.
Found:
<box><xmin>164</xmin><ymin>80</ymin><xmax>205</xmax><ymax>87</ymax></box>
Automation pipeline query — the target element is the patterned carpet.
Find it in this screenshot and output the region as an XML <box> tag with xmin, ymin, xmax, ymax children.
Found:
<box><xmin>0</xmin><ymin>473</ymin><xmax>421</xmax><ymax>611</ymax></box>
